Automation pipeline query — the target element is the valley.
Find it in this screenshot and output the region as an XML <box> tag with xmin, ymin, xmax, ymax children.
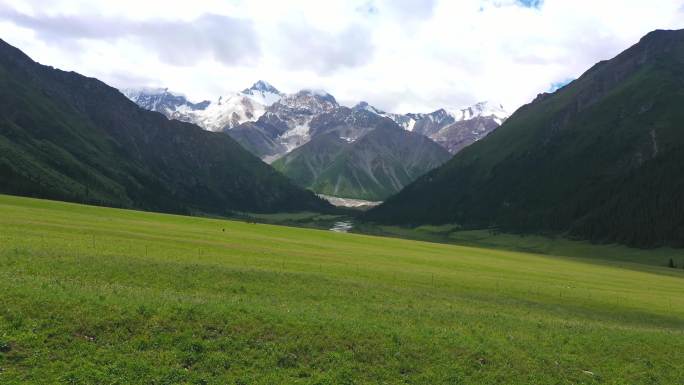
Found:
<box><xmin>1</xmin><ymin>5</ymin><xmax>683</xmax><ymax>383</ymax></box>
<box><xmin>124</xmin><ymin>82</ymin><xmax>509</xmax><ymax>201</ymax></box>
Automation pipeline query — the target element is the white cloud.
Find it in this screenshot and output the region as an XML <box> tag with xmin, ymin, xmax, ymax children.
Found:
<box><xmin>0</xmin><ymin>0</ymin><xmax>682</xmax><ymax>113</ymax></box>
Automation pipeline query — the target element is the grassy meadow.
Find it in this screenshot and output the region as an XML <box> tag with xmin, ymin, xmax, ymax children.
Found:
<box><xmin>0</xmin><ymin>194</ymin><xmax>683</xmax><ymax>384</ymax></box>
<box><xmin>356</xmin><ymin>223</ymin><xmax>684</xmax><ymax>268</ymax></box>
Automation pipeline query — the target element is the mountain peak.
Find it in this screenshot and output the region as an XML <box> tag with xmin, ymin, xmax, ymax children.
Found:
<box><xmin>240</xmin><ymin>80</ymin><xmax>283</xmax><ymax>107</ymax></box>
<box><xmin>353</xmin><ymin>101</ymin><xmax>385</xmax><ymax>115</ymax></box>
<box><xmin>243</xmin><ymin>80</ymin><xmax>281</xmax><ymax>95</ymax></box>
<box><xmin>299</xmin><ymin>88</ymin><xmax>333</xmax><ymax>97</ymax></box>
<box><xmin>120</xmin><ymin>87</ymin><xmax>211</xmax><ymax>113</ymax></box>
<box><xmin>292</xmin><ymin>89</ymin><xmax>338</xmax><ymax>105</ymax></box>
<box><xmin>447</xmin><ymin>101</ymin><xmax>509</xmax><ymax>122</ymax></box>
<box><xmin>471</xmin><ymin>101</ymin><xmax>508</xmax><ymax>116</ymax></box>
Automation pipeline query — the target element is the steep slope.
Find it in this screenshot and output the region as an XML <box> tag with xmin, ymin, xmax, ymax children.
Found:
<box><xmin>273</xmin><ymin>109</ymin><xmax>451</xmax><ymax>200</ymax></box>
<box><xmin>224</xmin><ymin>121</ymin><xmax>287</xmax><ymax>159</ymax></box>
<box><xmin>229</xmin><ymin>90</ymin><xmax>340</xmax><ymax>161</ymax></box>
<box><xmin>271</xmin><ymin>133</ymin><xmax>347</xmax><ymax>188</ymax></box>
<box><xmin>431</xmin><ymin>116</ymin><xmax>501</xmax><ymax>154</ymax></box>
<box><xmin>0</xmin><ymin>39</ymin><xmax>329</xmax><ymax>215</ymax></box>
<box><xmin>365</xmin><ymin>29</ymin><xmax>684</xmax><ymax>247</ymax></box>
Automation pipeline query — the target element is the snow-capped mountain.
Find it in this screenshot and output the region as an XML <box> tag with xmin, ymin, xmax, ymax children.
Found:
<box><xmin>358</xmin><ymin>100</ymin><xmax>510</xmax><ymax>154</ymax></box>
<box><xmin>353</xmin><ymin>102</ymin><xmax>416</xmax><ymax>131</ymax></box>
<box><xmin>123</xmin><ymin>81</ymin><xmax>509</xmax><ymax>201</ymax></box>
<box><xmin>122</xmin><ymin>88</ymin><xmax>210</xmax><ymax>115</ymax></box>
<box><xmin>241</xmin><ymin>80</ymin><xmax>283</xmax><ymax>106</ymax></box>
<box><xmin>449</xmin><ymin>101</ymin><xmax>509</xmax><ymax>124</ymax></box>
<box><xmin>230</xmin><ymin>90</ymin><xmax>340</xmax><ymax>162</ymax></box>
<box><xmin>178</xmin><ymin>93</ymin><xmax>266</xmax><ymax>131</ymax></box>
<box><xmin>123</xmin><ymin>81</ymin><xmax>508</xmax><ymax>158</ymax></box>
<box><xmin>122</xmin><ymin>81</ymin><xmax>283</xmax><ymax>131</ymax></box>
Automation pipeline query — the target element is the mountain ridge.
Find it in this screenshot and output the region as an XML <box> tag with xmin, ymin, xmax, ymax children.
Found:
<box><xmin>0</xmin><ymin>38</ymin><xmax>330</xmax><ymax>215</ymax></box>
<box><xmin>124</xmin><ymin>84</ymin><xmax>509</xmax><ymax>158</ymax></box>
<box><xmin>364</xmin><ymin>28</ymin><xmax>684</xmax><ymax>248</ymax></box>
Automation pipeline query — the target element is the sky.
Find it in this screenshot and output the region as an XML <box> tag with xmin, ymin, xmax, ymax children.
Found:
<box><xmin>0</xmin><ymin>0</ymin><xmax>683</xmax><ymax>114</ymax></box>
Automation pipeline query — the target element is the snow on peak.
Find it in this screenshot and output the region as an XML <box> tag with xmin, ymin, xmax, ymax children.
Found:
<box><xmin>240</xmin><ymin>80</ymin><xmax>283</xmax><ymax>106</ymax></box>
<box><xmin>448</xmin><ymin>101</ymin><xmax>509</xmax><ymax>122</ymax></box>
<box><xmin>186</xmin><ymin>92</ymin><xmax>267</xmax><ymax>131</ymax></box>
<box><xmin>121</xmin><ymin>87</ymin><xmax>185</xmax><ymax>100</ymax></box>
<box><xmin>243</xmin><ymin>80</ymin><xmax>281</xmax><ymax>95</ymax></box>
<box><xmin>352</xmin><ymin>101</ymin><xmax>419</xmax><ymax>131</ymax></box>
<box><xmin>120</xmin><ymin>87</ymin><xmax>213</xmax><ymax>116</ymax></box>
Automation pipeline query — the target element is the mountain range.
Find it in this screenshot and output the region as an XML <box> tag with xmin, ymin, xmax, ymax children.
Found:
<box><xmin>365</xmin><ymin>29</ymin><xmax>684</xmax><ymax>248</ymax></box>
<box><xmin>124</xmin><ymin>82</ymin><xmax>509</xmax><ymax>158</ymax></box>
<box><xmin>124</xmin><ymin>82</ymin><xmax>509</xmax><ymax>200</ymax></box>
<box><xmin>1</xmin><ymin>28</ymin><xmax>683</xmax><ymax>248</ymax></box>
<box><xmin>0</xmin><ymin>39</ymin><xmax>329</xmax><ymax>215</ymax></box>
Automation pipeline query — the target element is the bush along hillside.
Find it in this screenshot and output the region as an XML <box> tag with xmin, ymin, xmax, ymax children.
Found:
<box><xmin>0</xmin><ymin>39</ymin><xmax>330</xmax><ymax>215</ymax></box>
<box><xmin>365</xmin><ymin>29</ymin><xmax>684</xmax><ymax>248</ymax></box>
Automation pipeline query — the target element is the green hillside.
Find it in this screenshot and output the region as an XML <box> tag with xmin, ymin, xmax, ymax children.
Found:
<box><xmin>272</xmin><ymin>132</ymin><xmax>346</xmax><ymax>188</ymax></box>
<box><xmin>1</xmin><ymin>194</ymin><xmax>683</xmax><ymax>384</ymax></box>
<box><xmin>0</xmin><ymin>39</ymin><xmax>328</xmax><ymax>215</ymax></box>
<box><xmin>274</xmin><ymin>121</ymin><xmax>451</xmax><ymax>201</ymax></box>
<box><xmin>365</xmin><ymin>29</ymin><xmax>684</xmax><ymax>247</ymax></box>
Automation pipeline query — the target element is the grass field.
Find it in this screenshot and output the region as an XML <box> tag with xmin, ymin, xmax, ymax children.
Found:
<box><xmin>1</xmin><ymin>194</ymin><xmax>683</xmax><ymax>384</ymax></box>
<box><xmin>356</xmin><ymin>224</ymin><xmax>684</xmax><ymax>268</ymax></box>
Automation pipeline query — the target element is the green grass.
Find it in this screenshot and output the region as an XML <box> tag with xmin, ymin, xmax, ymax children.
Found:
<box><xmin>240</xmin><ymin>211</ymin><xmax>348</xmax><ymax>231</ymax></box>
<box><xmin>1</xmin><ymin>194</ymin><xmax>683</xmax><ymax>384</ymax></box>
<box><xmin>356</xmin><ymin>224</ymin><xmax>684</xmax><ymax>268</ymax></box>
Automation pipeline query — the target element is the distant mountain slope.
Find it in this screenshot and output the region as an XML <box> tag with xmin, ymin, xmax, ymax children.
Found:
<box><xmin>123</xmin><ymin>81</ymin><xmax>506</xmax><ymax>202</ymax></box>
<box><xmin>273</xmin><ymin>109</ymin><xmax>451</xmax><ymax>200</ymax></box>
<box><xmin>365</xmin><ymin>29</ymin><xmax>684</xmax><ymax>248</ymax></box>
<box><xmin>357</xmin><ymin>101</ymin><xmax>509</xmax><ymax>154</ymax></box>
<box><xmin>0</xmin><ymin>39</ymin><xmax>329</xmax><ymax>215</ymax></box>
<box><xmin>431</xmin><ymin>116</ymin><xmax>501</xmax><ymax>154</ymax></box>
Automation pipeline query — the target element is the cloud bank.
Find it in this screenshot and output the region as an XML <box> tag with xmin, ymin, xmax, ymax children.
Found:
<box><xmin>0</xmin><ymin>0</ymin><xmax>682</xmax><ymax>113</ymax></box>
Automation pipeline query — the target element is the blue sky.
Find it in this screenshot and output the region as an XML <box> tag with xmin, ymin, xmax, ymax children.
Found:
<box><xmin>0</xmin><ymin>0</ymin><xmax>682</xmax><ymax>113</ymax></box>
<box><xmin>548</xmin><ymin>78</ymin><xmax>574</xmax><ymax>93</ymax></box>
<box><xmin>517</xmin><ymin>0</ymin><xmax>543</xmax><ymax>8</ymax></box>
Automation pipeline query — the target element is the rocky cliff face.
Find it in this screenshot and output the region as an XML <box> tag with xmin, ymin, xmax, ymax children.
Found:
<box><xmin>272</xmin><ymin>110</ymin><xmax>451</xmax><ymax>200</ymax></box>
